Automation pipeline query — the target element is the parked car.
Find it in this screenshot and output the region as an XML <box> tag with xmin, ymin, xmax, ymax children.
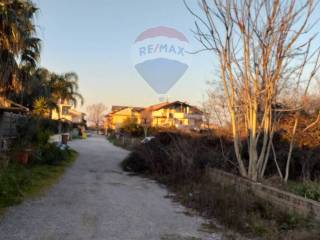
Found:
<box><xmin>141</xmin><ymin>136</ymin><xmax>155</xmax><ymax>144</ymax></box>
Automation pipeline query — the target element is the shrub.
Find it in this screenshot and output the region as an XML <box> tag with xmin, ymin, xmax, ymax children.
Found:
<box><xmin>288</xmin><ymin>181</ymin><xmax>320</xmax><ymax>202</ymax></box>
<box><xmin>34</xmin><ymin>143</ymin><xmax>70</xmax><ymax>165</ymax></box>
<box><xmin>119</xmin><ymin>118</ymin><xmax>144</xmax><ymax>137</ymax></box>
<box><xmin>121</xmin><ymin>131</ymin><xmax>320</xmax><ymax>239</ymax></box>
<box><xmin>121</xmin><ymin>132</ymin><xmax>237</xmax><ymax>181</ymax></box>
<box><xmin>121</xmin><ymin>151</ymin><xmax>147</xmax><ymax>172</ymax></box>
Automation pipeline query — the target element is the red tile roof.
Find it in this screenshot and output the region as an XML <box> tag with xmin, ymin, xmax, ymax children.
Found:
<box><xmin>144</xmin><ymin>101</ymin><xmax>201</xmax><ymax>112</ymax></box>
<box><xmin>105</xmin><ymin>101</ymin><xmax>202</xmax><ymax>117</ymax></box>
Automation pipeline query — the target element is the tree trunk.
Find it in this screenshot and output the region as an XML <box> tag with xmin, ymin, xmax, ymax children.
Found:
<box><xmin>284</xmin><ymin>117</ymin><xmax>298</xmax><ymax>183</ymax></box>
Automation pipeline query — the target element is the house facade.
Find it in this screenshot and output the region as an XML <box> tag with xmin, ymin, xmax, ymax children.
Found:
<box><xmin>142</xmin><ymin>101</ymin><xmax>203</xmax><ymax>130</ymax></box>
<box><xmin>51</xmin><ymin>99</ymin><xmax>85</xmax><ymax>124</ymax></box>
<box><xmin>105</xmin><ymin>101</ymin><xmax>203</xmax><ymax>131</ymax></box>
<box><xmin>104</xmin><ymin>106</ymin><xmax>144</xmax><ymax>130</ymax></box>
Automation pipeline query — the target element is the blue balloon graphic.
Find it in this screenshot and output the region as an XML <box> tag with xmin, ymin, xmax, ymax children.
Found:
<box><xmin>134</xmin><ymin>58</ymin><xmax>188</xmax><ymax>94</ymax></box>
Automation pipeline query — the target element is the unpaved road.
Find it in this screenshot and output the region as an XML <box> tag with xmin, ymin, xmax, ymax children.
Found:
<box><xmin>0</xmin><ymin>136</ymin><xmax>222</xmax><ymax>240</ymax></box>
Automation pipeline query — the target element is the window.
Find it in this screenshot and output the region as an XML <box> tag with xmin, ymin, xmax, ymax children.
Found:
<box><xmin>62</xmin><ymin>106</ymin><xmax>70</xmax><ymax>115</ymax></box>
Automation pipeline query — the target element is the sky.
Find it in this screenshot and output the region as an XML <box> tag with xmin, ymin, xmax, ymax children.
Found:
<box><xmin>34</xmin><ymin>0</ymin><xmax>215</xmax><ymax>111</ymax></box>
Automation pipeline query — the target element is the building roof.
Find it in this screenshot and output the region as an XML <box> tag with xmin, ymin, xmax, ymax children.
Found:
<box><xmin>107</xmin><ymin>106</ymin><xmax>144</xmax><ymax>116</ymax></box>
<box><xmin>111</xmin><ymin>106</ymin><xmax>128</xmax><ymax>112</ymax></box>
<box><xmin>144</xmin><ymin>102</ymin><xmax>172</xmax><ymax>111</ymax></box>
<box><xmin>105</xmin><ymin>101</ymin><xmax>203</xmax><ymax>117</ymax></box>
<box><xmin>144</xmin><ymin>101</ymin><xmax>202</xmax><ymax>113</ymax></box>
<box><xmin>69</xmin><ymin>109</ymin><xmax>85</xmax><ymax>117</ymax></box>
<box><xmin>0</xmin><ymin>97</ymin><xmax>29</xmax><ymax>113</ymax></box>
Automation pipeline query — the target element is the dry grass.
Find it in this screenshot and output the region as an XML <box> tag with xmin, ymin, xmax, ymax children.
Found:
<box><xmin>121</xmin><ymin>132</ymin><xmax>320</xmax><ymax>239</ymax></box>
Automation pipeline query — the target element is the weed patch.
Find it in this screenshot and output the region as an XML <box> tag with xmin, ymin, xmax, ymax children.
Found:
<box><xmin>287</xmin><ymin>180</ymin><xmax>320</xmax><ymax>202</ymax></box>
<box><xmin>121</xmin><ymin>132</ymin><xmax>320</xmax><ymax>239</ymax></box>
<box><xmin>0</xmin><ymin>150</ymin><xmax>77</xmax><ymax>212</ymax></box>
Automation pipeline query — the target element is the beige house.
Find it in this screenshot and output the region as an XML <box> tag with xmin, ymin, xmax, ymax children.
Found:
<box><xmin>142</xmin><ymin>101</ymin><xmax>203</xmax><ymax>130</ymax></box>
<box><xmin>51</xmin><ymin>99</ymin><xmax>85</xmax><ymax>124</ymax></box>
<box><xmin>104</xmin><ymin>101</ymin><xmax>203</xmax><ymax>131</ymax></box>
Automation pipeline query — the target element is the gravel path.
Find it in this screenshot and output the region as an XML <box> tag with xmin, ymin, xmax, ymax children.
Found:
<box><xmin>0</xmin><ymin>136</ymin><xmax>222</xmax><ymax>240</ymax></box>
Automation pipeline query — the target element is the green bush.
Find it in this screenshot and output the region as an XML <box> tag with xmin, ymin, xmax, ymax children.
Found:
<box><xmin>0</xmin><ymin>150</ymin><xmax>76</xmax><ymax>210</ymax></box>
<box><xmin>15</xmin><ymin>116</ymin><xmax>72</xmax><ymax>165</ymax></box>
<box><xmin>35</xmin><ymin>143</ymin><xmax>70</xmax><ymax>165</ymax></box>
<box><xmin>16</xmin><ymin>116</ymin><xmax>72</xmax><ymax>145</ymax></box>
<box><xmin>34</xmin><ymin>130</ymin><xmax>51</xmax><ymax>146</ymax></box>
<box><xmin>120</xmin><ymin>122</ymin><xmax>144</xmax><ymax>137</ymax></box>
<box><xmin>15</xmin><ymin>117</ymin><xmax>53</xmax><ymax>149</ymax></box>
<box><xmin>288</xmin><ymin>181</ymin><xmax>320</xmax><ymax>202</ymax></box>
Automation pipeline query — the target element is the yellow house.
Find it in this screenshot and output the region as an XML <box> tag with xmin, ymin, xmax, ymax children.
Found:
<box><xmin>104</xmin><ymin>106</ymin><xmax>144</xmax><ymax>130</ymax></box>
<box><xmin>142</xmin><ymin>101</ymin><xmax>203</xmax><ymax>130</ymax></box>
<box><xmin>105</xmin><ymin>101</ymin><xmax>203</xmax><ymax>131</ymax></box>
<box><xmin>51</xmin><ymin>99</ymin><xmax>85</xmax><ymax>124</ymax></box>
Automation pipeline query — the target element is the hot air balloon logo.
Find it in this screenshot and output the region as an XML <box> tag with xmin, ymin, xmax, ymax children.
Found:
<box><xmin>132</xmin><ymin>26</ymin><xmax>191</xmax><ymax>96</ymax></box>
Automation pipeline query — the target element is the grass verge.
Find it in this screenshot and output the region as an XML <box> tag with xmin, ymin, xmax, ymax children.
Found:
<box><xmin>0</xmin><ymin>150</ymin><xmax>77</xmax><ymax>213</ymax></box>
<box><xmin>167</xmin><ymin>174</ymin><xmax>320</xmax><ymax>240</ymax></box>
<box><xmin>107</xmin><ymin>135</ymin><xmax>141</xmax><ymax>150</ymax></box>
<box><xmin>286</xmin><ymin>180</ymin><xmax>320</xmax><ymax>202</ymax></box>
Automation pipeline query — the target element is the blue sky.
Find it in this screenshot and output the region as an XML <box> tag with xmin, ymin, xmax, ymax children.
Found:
<box><xmin>35</xmin><ymin>0</ymin><xmax>215</xmax><ymax>111</ymax></box>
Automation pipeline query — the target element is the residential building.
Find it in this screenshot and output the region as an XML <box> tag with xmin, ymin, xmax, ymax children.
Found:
<box><xmin>104</xmin><ymin>101</ymin><xmax>203</xmax><ymax>131</ymax></box>
<box><xmin>104</xmin><ymin>106</ymin><xmax>144</xmax><ymax>130</ymax></box>
<box><xmin>51</xmin><ymin>99</ymin><xmax>85</xmax><ymax>124</ymax></box>
<box><xmin>142</xmin><ymin>101</ymin><xmax>203</xmax><ymax>130</ymax></box>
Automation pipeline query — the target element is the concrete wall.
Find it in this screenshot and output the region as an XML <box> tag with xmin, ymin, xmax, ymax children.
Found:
<box><xmin>208</xmin><ymin>168</ymin><xmax>320</xmax><ymax>220</ymax></box>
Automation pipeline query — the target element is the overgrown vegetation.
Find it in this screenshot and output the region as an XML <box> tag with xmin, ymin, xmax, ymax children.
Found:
<box><xmin>0</xmin><ymin>148</ymin><xmax>77</xmax><ymax>211</ymax></box>
<box><xmin>287</xmin><ymin>181</ymin><xmax>320</xmax><ymax>202</ymax></box>
<box><xmin>0</xmin><ymin>0</ymin><xmax>83</xmax><ymax>218</ymax></box>
<box><xmin>107</xmin><ymin>119</ymin><xmax>158</xmax><ymax>139</ymax></box>
<box><xmin>107</xmin><ymin>134</ymin><xmax>142</xmax><ymax>150</ymax></box>
<box><xmin>121</xmin><ymin>132</ymin><xmax>320</xmax><ymax>239</ymax></box>
<box><xmin>0</xmin><ymin>116</ymin><xmax>77</xmax><ymax>212</ymax></box>
<box><xmin>171</xmin><ymin>176</ymin><xmax>320</xmax><ymax>240</ymax></box>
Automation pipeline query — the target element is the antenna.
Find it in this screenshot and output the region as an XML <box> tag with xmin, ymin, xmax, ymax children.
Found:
<box><xmin>158</xmin><ymin>94</ymin><xmax>170</xmax><ymax>103</ymax></box>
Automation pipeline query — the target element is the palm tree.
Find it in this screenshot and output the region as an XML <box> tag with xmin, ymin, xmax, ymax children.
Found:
<box><xmin>0</xmin><ymin>0</ymin><xmax>40</xmax><ymax>97</ymax></box>
<box><xmin>32</xmin><ymin>96</ymin><xmax>49</xmax><ymax>117</ymax></box>
<box><xmin>0</xmin><ymin>1</ymin><xmax>84</xmax><ymax>121</ymax></box>
<box><xmin>49</xmin><ymin>72</ymin><xmax>84</xmax><ymax>108</ymax></box>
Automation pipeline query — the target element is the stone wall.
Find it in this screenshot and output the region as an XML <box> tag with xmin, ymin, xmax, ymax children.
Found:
<box><xmin>208</xmin><ymin>168</ymin><xmax>320</xmax><ymax>220</ymax></box>
<box><xmin>0</xmin><ymin>112</ymin><xmax>24</xmax><ymax>137</ymax></box>
<box><xmin>0</xmin><ymin>112</ymin><xmax>26</xmax><ymax>152</ymax></box>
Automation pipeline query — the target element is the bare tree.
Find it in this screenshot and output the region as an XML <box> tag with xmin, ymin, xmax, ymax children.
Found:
<box><xmin>201</xmin><ymin>100</ymin><xmax>212</xmax><ymax>130</ymax></box>
<box><xmin>86</xmin><ymin>103</ymin><xmax>107</xmax><ymax>133</ymax></box>
<box><xmin>186</xmin><ymin>0</ymin><xmax>320</xmax><ymax>181</ymax></box>
<box><xmin>205</xmin><ymin>87</ymin><xmax>231</xmax><ymax>128</ymax></box>
<box><xmin>140</xmin><ymin>110</ymin><xmax>152</xmax><ymax>138</ymax></box>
